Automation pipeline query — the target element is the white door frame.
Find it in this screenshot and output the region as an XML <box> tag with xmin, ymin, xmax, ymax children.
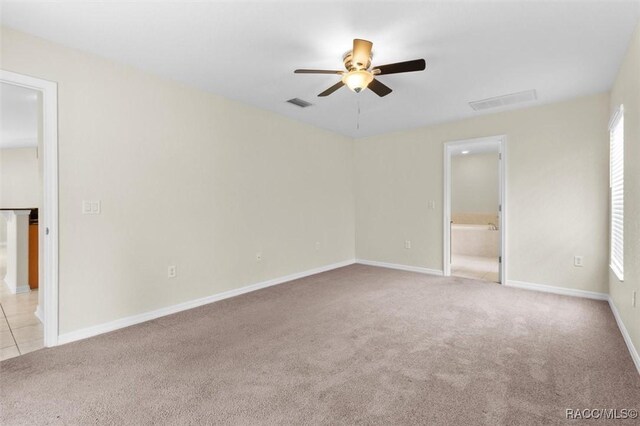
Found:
<box><xmin>1</xmin><ymin>70</ymin><xmax>59</xmax><ymax>346</ymax></box>
<box><xmin>443</xmin><ymin>135</ymin><xmax>506</xmax><ymax>283</ymax></box>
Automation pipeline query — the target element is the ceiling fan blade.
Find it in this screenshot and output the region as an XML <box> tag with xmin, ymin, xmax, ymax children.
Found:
<box><xmin>294</xmin><ymin>69</ymin><xmax>343</xmax><ymax>75</ymax></box>
<box><xmin>352</xmin><ymin>39</ymin><xmax>373</xmax><ymax>69</ymax></box>
<box><xmin>318</xmin><ymin>81</ymin><xmax>345</xmax><ymax>97</ymax></box>
<box><xmin>374</xmin><ymin>59</ymin><xmax>426</xmax><ymax>75</ymax></box>
<box><xmin>368</xmin><ymin>78</ymin><xmax>393</xmax><ymax>97</ymax></box>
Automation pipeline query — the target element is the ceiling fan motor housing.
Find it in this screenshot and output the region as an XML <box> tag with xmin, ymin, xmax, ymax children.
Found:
<box><xmin>343</xmin><ymin>51</ymin><xmax>372</xmax><ymax>71</ymax></box>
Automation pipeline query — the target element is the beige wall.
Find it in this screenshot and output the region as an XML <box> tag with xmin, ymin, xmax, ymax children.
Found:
<box><xmin>0</xmin><ymin>147</ymin><xmax>40</xmax><ymax>208</ymax></box>
<box><xmin>355</xmin><ymin>93</ymin><xmax>610</xmax><ymax>293</ymax></box>
<box><xmin>1</xmin><ymin>27</ymin><xmax>355</xmax><ymax>334</ymax></box>
<box><xmin>609</xmin><ymin>22</ymin><xmax>640</xmax><ymax>363</ymax></box>
<box><xmin>451</xmin><ymin>153</ymin><xmax>499</xmax><ymax>216</ymax></box>
<box><xmin>0</xmin><ymin>215</ymin><xmax>5</xmax><ymax>244</ymax></box>
<box><xmin>0</xmin><ymin>147</ymin><xmax>41</xmax><ymax>244</ymax></box>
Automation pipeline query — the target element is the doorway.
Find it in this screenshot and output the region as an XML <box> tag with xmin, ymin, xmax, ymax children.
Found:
<box><xmin>0</xmin><ymin>70</ymin><xmax>59</xmax><ymax>355</ymax></box>
<box><xmin>443</xmin><ymin>136</ymin><xmax>506</xmax><ymax>283</ymax></box>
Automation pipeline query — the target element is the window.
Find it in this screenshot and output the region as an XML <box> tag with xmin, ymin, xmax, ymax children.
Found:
<box><xmin>610</xmin><ymin>105</ymin><xmax>624</xmax><ymax>281</ymax></box>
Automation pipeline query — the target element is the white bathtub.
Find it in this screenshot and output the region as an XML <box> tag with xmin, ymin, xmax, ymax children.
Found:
<box><xmin>451</xmin><ymin>223</ymin><xmax>499</xmax><ymax>257</ymax></box>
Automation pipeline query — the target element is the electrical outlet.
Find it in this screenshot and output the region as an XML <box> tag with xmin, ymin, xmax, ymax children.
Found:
<box><xmin>405</xmin><ymin>240</ymin><xmax>411</xmax><ymax>249</ymax></box>
<box><xmin>256</xmin><ymin>252</ymin><xmax>262</xmax><ymax>262</ymax></box>
<box><xmin>168</xmin><ymin>265</ymin><xmax>177</xmax><ymax>278</ymax></box>
<box><xmin>315</xmin><ymin>241</ymin><xmax>321</xmax><ymax>250</ymax></box>
<box><xmin>428</xmin><ymin>200</ymin><xmax>435</xmax><ymax>210</ymax></box>
<box><xmin>574</xmin><ymin>256</ymin><xmax>583</xmax><ymax>267</ymax></box>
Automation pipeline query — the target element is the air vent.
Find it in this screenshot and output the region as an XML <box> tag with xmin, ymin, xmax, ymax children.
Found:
<box><xmin>287</xmin><ymin>98</ymin><xmax>313</xmax><ymax>108</ymax></box>
<box><xmin>469</xmin><ymin>90</ymin><xmax>537</xmax><ymax>111</ymax></box>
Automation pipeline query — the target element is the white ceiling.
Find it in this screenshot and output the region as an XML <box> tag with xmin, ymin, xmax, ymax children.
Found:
<box><xmin>0</xmin><ymin>82</ymin><xmax>39</xmax><ymax>149</ymax></box>
<box><xmin>2</xmin><ymin>1</ymin><xmax>639</xmax><ymax>138</ymax></box>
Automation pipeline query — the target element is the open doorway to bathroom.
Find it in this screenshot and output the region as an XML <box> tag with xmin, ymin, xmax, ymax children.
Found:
<box><xmin>1</xmin><ymin>70</ymin><xmax>58</xmax><ymax>359</ymax></box>
<box><xmin>443</xmin><ymin>136</ymin><xmax>506</xmax><ymax>284</ymax></box>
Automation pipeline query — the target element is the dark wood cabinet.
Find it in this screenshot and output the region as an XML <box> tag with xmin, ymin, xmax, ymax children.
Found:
<box><xmin>29</xmin><ymin>223</ymin><xmax>38</xmax><ymax>289</ymax></box>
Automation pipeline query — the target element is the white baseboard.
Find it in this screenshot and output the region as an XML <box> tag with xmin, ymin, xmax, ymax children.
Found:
<box><xmin>608</xmin><ymin>297</ymin><xmax>640</xmax><ymax>375</ymax></box>
<box><xmin>34</xmin><ymin>305</ymin><xmax>44</xmax><ymax>324</ymax></box>
<box><xmin>57</xmin><ymin>259</ymin><xmax>355</xmax><ymax>345</ymax></box>
<box><xmin>504</xmin><ymin>280</ymin><xmax>608</xmax><ymax>301</ymax></box>
<box><xmin>52</xmin><ymin>258</ymin><xmax>640</xmax><ymax>378</ymax></box>
<box><xmin>15</xmin><ymin>285</ymin><xmax>31</xmax><ymax>294</ymax></box>
<box><xmin>3</xmin><ymin>282</ymin><xmax>31</xmax><ymax>294</ymax></box>
<box><xmin>356</xmin><ymin>259</ymin><xmax>443</xmax><ymax>276</ymax></box>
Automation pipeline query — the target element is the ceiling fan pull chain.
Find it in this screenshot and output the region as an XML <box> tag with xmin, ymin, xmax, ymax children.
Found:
<box><xmin>357</xmin><ymin>100</ymin><xmax>361</xmax><ymax>130</ymax></box>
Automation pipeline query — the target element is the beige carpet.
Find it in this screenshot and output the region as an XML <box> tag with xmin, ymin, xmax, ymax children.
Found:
<box><xmin>1</xmin><ymin>264</ymin><xmax>638</xmax><ymax>425</ymax></box>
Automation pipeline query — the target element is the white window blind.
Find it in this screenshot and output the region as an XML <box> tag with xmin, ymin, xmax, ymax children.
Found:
<box><xmin>610</xmin><ymin>105</ymin><xmax>624</xmax><ymax>281</ymax></box>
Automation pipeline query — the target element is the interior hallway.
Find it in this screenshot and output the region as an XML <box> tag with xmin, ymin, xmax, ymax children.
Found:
<box><xmin>0</xmin><ymin>245</ymin><xmax>44</xmax><ymax>361</ymax></box>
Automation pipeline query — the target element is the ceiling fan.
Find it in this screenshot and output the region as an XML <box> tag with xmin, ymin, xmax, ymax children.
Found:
<box><xmin>294</xmin><ymin>38</ymin><xmax>426</xmax><ymax>97</ymax></box>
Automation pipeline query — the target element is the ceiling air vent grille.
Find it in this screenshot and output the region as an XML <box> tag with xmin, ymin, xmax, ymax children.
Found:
<box><xmin>469</xmin><ymin>90</ymin><xmax>537</xmax><ymax>111</ymax></box>
<box><xmin>287</xmin><ymin>98</ymin><xmax>313</xmax><ymax>108</ymax></box>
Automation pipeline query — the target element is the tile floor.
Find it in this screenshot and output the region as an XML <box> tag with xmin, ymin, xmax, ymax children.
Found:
<box><xmin>451</xmin><ymin>254</ymin><xmax>500</xmax><ymax>283</ymax></box>
<box><xmin>0</xmin><ymin>245</ymin><xmax>44</xmax><ymax>361</ymax></box>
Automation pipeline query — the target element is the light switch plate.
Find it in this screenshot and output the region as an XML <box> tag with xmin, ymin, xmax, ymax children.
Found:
<box><xmin>574</xmin><ymin>256</ymin><xmax>584</xmax><ymax>267</ymax></box>
<box><xmin>82</xmin><ymin>200</ymin><xmax>101</xmax><ymax>215</ymax></box>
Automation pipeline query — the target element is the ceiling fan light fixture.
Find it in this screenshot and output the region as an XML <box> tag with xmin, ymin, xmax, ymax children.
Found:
<box><xmin>295</xmin><ymin>38</ymin><xmax>425</xmax><ymax>98</ymax></box>
<box><xmin>342</xmin><ymin>70</ymin><xmax>374</xmax><ymax>93</ymax></box>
